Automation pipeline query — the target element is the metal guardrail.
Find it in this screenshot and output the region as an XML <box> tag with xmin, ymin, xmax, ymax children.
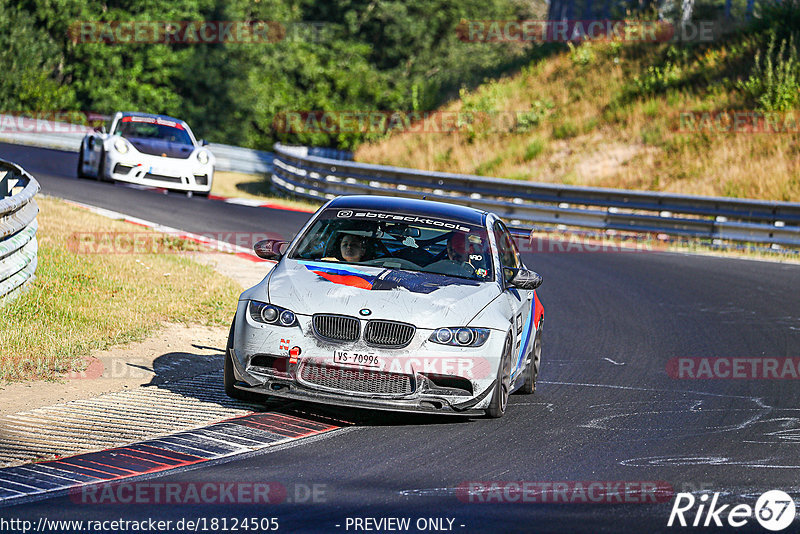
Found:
<box><xmin>208</xmin><ymin>144</ymin><xmax>349</xmax><ymax>175</ymax></box>
<box><xmin>0</xmin><ymin>160</ymin><xmax>39</xmax><ymax>304</ymax></box>
<box><xmin>0</xmin><ymin>115</ymin><xmax>796</xmax><ymax>246</ymax></box>
<box><xmin>271</xmin><ymin>143</ymin><xmax>800</xmax><ymax>247</ymax></box>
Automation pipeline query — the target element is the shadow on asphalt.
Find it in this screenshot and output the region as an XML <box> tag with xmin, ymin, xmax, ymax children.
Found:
<box><xmin>145</xmin><ymin>349</ymin><xmax>479</xmax><ymax>428</ymax></box>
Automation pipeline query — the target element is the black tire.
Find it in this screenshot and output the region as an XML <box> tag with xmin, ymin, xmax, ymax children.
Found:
<box><xmin>97</xmin><ymin>150</ymin><xmax>108</xmax><ymax>181</ymax></box>
<box><xmin>520</xmin><ymin>329</ymin><xmax>542</xmax><ymax>394</ymax></box>
<box><xmin>77</xmin><ymin>148</ymin><xmax>88</xmax><ymax>179</ymax></box>
<box><xmin>485</xmin><ymin>333</ymin><xmax>513</xmax><ymax>418</ymax></box>
<box><xmin>224</xmin><ymin>319</ymin><xmax>262</xmax><ymax>401</ymax></box>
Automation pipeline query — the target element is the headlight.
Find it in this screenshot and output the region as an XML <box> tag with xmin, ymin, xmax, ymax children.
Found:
<box><xmin>279</xmin><ymin>310</ymin><xmax>295</xmax><ymax>326</ymax></box>
<box><xmin>197</xmin><ymin>150</ymin><xmax>209</xmax><ymax>164</ymax></box>
<box><xmin>114</xmin><ymin>138</ymin><xmax>129</xmax><ymax>154</ymax></box>
<box><xmin>435</xmin><ymin>328</ymin><xmax>453</xmax><ymax>344</ymax></box>
<box><xmin>429</xmin><ymin>327</ymin><xmax>489</xmax><ymax>347</ymax></box>
<box><xmin>249</xmin><ymin>301</ymin><xmax>297</xmax><ymax>327</ymax></box>
<box><xmin>261</xmin><ymin>306</ymin><xmax>279</xmax><ymax>323</ymax></box>
<box><xmin>456</xmin><ymin>328</ymin><xmax>473</xmax><ymax>345</ymax></box>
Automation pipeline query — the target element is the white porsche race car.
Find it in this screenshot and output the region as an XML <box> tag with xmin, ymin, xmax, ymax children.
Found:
<box><xmin>77</xmin><ymin>111</ymin><xmax>214</xmax><ymax>196</ymax></box>
<box><xmin>226</xmin><ymin>195</ymin><xmax>544</xmax><ymax>418</ymax></box>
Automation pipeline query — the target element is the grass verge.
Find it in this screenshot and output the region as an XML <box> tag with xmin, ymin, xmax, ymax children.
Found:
<box><xmin>0</xmin><ymin>196</ymin><xmax>242</xmax><ymax>382</ymax></box>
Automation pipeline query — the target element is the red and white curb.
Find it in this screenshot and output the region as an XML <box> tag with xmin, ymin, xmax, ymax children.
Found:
<box><xmin>0</xmin><ymin>373</ymin><xmax>350</xmax><ymax>505</ymax></box>
<box><xmin>0</xmin><ymin>374</ymin><xmax>259</xmax><ymax>468</ymax></box>
<box><xmin>208</xmin><ymin>194</ymin><xmax>315</xmax><ymax>213</ymax></box>
<box><xmin>0</xmin><ymin>405</ymin><xmax>346</xmax><ymax>506</ymax></box>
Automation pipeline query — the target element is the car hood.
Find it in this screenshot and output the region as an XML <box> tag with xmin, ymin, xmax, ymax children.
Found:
<box><xmin>125</xmin><ymin>137</ymin><xmax>194</xmax><ymax>159</ymax></box>
<box><xmin>265</xmin><ymin>259</ymin><xmax>501</xmax><ymax>329</ymax></box>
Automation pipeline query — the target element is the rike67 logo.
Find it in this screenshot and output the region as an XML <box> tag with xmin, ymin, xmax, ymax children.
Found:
<box><xmin>668</xmin><ymin>490</ymin><xmax>796</xmax><ymax>531</ymax></box>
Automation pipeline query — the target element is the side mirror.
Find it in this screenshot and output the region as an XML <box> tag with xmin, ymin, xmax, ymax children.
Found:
<box><xmin>200</xmin><ymin>139</ymin><xmax>209</xmax><ymax>146</ymax></box>
<box><xmin>503</xmin><ymin>267</ymin><xmax>542</xmax><ymax>290</ymax></box>
<box><xmin>254</xmin><ymin>239</ymin><xmax>289</xmax><ymax>261</ymax></box>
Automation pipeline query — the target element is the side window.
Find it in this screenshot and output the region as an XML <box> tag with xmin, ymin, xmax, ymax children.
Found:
<box><xmin>493</xmin><ymin>221</ymin><xmax>520</xmax><ymax>283</ymax></box>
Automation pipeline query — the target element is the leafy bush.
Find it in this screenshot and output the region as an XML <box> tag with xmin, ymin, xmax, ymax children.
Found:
<box><xmin>568</xmin><ymin>42</ymin><xmax>595</xmax><ymax>66</ymax></box>
<box><xmin>737</xmin><ymin>32</ymin><xmax>800</xmax><ymax>111</ymax></box>
<box><xmin>513</xmin><ymin>112</ymin><xmax>540</xmax><ymax>133</ymax></box>
<box><xmin>7</xmin><ymin>0</ymin><xmax>527</xmax><ymax>150</ymax></box>
<box><xmin>631</xmin><ymin>62</ymin><xmax>683</xmax><ymax>95</ymax></box>
<box><xmin>0</xmin><ymin>4</ymin><xmax>75</xmax><ymax>111</ymax></box>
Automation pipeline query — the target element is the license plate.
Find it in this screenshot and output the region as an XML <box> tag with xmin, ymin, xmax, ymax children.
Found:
<box><xmin>148</xmin><ymin>166</ymin><xmax>173</xmax><ymax>176</ymax></box>
<box><xmin>333</xmin><ymin>350</ymin><xmax>380</xmax><ymax>368</ymax></box>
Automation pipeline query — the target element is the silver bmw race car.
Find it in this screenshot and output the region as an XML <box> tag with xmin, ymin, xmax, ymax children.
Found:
<box><xmin>225</xmin><ymin>195</ymin><xmax>544</xmax><ymax>418</ymax></box>
<box><xmin>77</xmin><ymin>111</ymin><xmax>214</xmax><ymax>196</ymax></box>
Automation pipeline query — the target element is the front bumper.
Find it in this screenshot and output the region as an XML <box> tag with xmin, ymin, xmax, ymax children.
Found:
<box><xmin>229</xmin><ymin>354</ymin><xmax>494</xmax><ymax>416</ymax></box>
<box><xmin>105</xmin><ymin>151</ymin><xmax>213</xmax><ymax>192</ymax></box>
<box><xmin>230</xmin><ymin>300</ymin><xmax>504</xmax><ymax>416</ymax></box>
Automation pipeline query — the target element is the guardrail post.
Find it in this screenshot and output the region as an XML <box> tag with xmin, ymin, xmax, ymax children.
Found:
<box><xmin>0</xmin><ymin>170</ymin><xmax>8</xmax><ymax>198</ymax></box>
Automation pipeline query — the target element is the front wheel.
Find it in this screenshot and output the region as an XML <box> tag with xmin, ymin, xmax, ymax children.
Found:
<box><xmin>520</xmin><ymin>329</ymin><xmax>541</xmax><ymax>394</ymax></box>
<box><xmin>485</xmin><ymin>334</ymin><xmax>513</xmax><ymax>418</ymax></box>
<box><xmin>97</xmin><ymin>150</ymin><xmax>109</xmax><ymax>181</ymax></box>
<box><xmin>77</xmin><ymin>148</ymin><xmax>88</xmax><ymax>179</ymax></box>
<box><xmin>224</xmin><ymin>319</ymin><xmax>262</xmax><ymax>402</ymax></box>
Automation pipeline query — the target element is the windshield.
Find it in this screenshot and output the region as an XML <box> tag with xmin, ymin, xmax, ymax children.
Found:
<box><xmin>114</xmin><ymin>116</ymin><xmax>193</xmax><ymax>145</ymax></box>
<box><xmin>290</xmin><ymin>208</ymin><xmax>493</xmax><ymax>282</ymax></box>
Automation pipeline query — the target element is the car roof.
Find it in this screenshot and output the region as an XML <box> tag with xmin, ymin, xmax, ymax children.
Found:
<box><xmin>327</xmin><ymin>195</ymin><xmax>488</xmax><ymax>226</ymax></box>
<box><xmin>118</xmin><ymin>111</ymin><xmax>188</xmax><ymax>126</ymax></box>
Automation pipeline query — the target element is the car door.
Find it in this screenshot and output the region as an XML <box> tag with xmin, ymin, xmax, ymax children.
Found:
<box><xmin>492</xmin><ymin>220</ymin><xmax>534</xmax><ymax>382</ymax></box>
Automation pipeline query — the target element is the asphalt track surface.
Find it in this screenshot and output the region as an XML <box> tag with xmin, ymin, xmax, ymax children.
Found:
<box><xmin>2</xmin><ymin>143</ymin><xmax>800</xmax><ymax>533</ymax></box>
